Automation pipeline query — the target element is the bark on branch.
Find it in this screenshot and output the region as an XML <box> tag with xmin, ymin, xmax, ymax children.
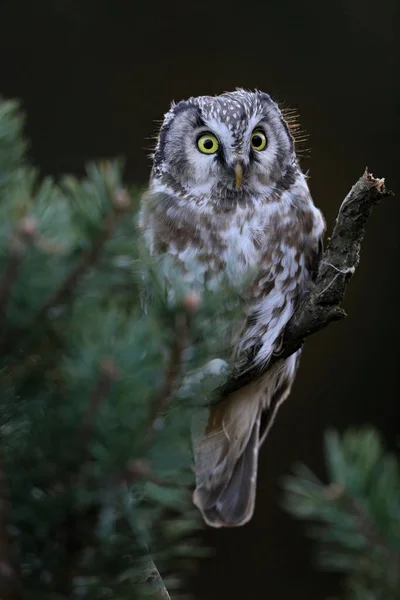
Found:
<box><xmin>135</xmin><ymin>556</ymin><xmax>171</xmax><ymax>600</ymax></box>
<box><xmin>222</xmin><ymin>169</ymin><xmax>394</xmax><ymax>396</ymax></box>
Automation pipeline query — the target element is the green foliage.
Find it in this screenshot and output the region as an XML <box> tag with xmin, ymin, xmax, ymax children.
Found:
<box><xmin>0</xmin><ymin>99</ymin><xmax>240</xmax><ymax>599</ymax></box>
<box><xmin>283</xmin><ymin>428</ymin><xmax>400</xmax><ymax>599</ymax></box>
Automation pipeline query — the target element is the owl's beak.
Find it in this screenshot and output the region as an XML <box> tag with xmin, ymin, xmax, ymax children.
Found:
<box><xmin>234</xmin><ymin>163</ymin><xmax>243</xmax><ymax>189</ymax></box>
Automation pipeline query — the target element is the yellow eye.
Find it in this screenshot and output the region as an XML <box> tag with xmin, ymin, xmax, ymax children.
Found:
<box><xmin>251</xmin><ymin>129</ymin><xmax>267</xmax><ymax>151</ymax></box>
<box><xmin>197</xmin><ymin>133</ymin><xmax>219</xmax><ymax>154</ymax></box>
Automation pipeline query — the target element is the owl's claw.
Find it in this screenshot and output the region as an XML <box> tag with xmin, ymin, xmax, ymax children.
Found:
<box><xmin>201</xmin><ymin>358</ymin><xmax>229</xmax><ymax>377</ymax></box>
<box><xmin>178</xmin><ymin>358</ymin><xmax>229</xmax><ymax>399</ymax></box>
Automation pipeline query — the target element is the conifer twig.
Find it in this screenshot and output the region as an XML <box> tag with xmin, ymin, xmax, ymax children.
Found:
<box><xmin>325</xmin><ymin>483</ymin><xmax>400</xmax><ymax>586</ymax></box>
<box><xmin>0</xmin><ymin>450</ymin><xmax>20</xmax><ymax>600</ymax></box>
<box><xmin>222</xmin><ymin>169</ymin><xmax>394</xmax><ymax>395</ymax></box>
<box><xmin>137</xmin><ymin>296</ymin><xmax>199</xmax><ymax>600</ymax></box>
<box><xmin>147</xmin><ymin>300</ymin><xmax>193</xmax><ymax>439</ymax></box>
<box><xmin>0</xmin><ymin>218</ymin><xmax>37</xmax><ymax>323</ymax></box>
<box><xmin>151</xmin><ymin>313</ymin><xmax>188</xmax><ymax>415</ymax></box>
<box><xmin>125</xmin><ymin>459</ymin><xmax>179</xmax><ymax>488</ymax></box>
<box><xmin>36</xmin><ymin>190</ymin><xmax>130</xmax><ymax>322</ymax></box>
<box><xmin>284</xmin><ymin>430</ymin><xmax>400</xmax><ymax>596</ymax></box>
<box><xmin>77</xmin><ymin>357</ymin><xmax>119</xmax><ymax>455</ymax></box>
<box><xmin>0</xmin><ymin>190</ymin><xmax>130</xmax><ymax>355</ymax></box>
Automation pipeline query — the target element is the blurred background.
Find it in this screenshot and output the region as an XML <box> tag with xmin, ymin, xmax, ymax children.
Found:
<box><xmin>0</xmin><ymin>0</ymin><xmax>398</xmax><ymax>598</ymax></box>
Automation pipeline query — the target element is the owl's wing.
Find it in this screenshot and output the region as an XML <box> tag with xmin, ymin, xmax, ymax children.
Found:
<box><xmin>220</xmin><ymin>234</ymin><xmax>324</xmax><ymax>397</ymax></box>
<box><xmin>193</xmin><ymin>233</ymin><xmax>323</xmax><ymax>526</ymax></box>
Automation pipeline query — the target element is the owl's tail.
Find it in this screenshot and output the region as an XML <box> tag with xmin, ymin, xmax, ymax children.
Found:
<box><xmin>192</xmin><ymin>357</ymin><xmax>298</xmax><ymax>527</ymax></box>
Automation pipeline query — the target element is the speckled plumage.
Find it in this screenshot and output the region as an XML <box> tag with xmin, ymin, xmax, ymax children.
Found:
<box><xmin>140</xmin><ymin>89</ymin><xmax>325</xmax><ymax>527</ymax></box>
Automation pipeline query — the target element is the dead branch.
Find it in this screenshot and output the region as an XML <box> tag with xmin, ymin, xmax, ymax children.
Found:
<box><xmin>222</xmin><ymin>169</ymin><xmax>394</xmax><ymax>395</ymax></box>
<box><xmin>134</xmin><ymin>556</ymin><xmax>171</xmax><ymax>600</ymax></box>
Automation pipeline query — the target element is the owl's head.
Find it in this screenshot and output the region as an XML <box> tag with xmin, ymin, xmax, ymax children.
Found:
<box><xmin>151</xmin><ymin>89</ymin><xmax>297</xmax><ymax>199</ymax></box>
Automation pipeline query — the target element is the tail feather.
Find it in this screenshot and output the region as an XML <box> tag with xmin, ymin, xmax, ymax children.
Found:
<box><xmin>194</xmin><ymin>414</ymin><xmax>260</xmax><ymax>527</ymax></box>
<box><xmin>192</xmin><ymin>379</ymin><xmax>264</xmax><ymax>527</ymax></box>
<box><xmin>192</xmin><ymin>353</ymin><xmax>300</xmax><ymax>527</ymax></box>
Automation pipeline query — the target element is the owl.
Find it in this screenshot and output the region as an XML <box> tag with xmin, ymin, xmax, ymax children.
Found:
<box><xmin>139</xmin><ymin>89</ymin><xmax>325</xmax><ymax>528</ymax></box>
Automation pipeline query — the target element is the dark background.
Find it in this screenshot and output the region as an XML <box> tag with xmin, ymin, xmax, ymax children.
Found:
<box><xmin>0</xmin><ymin>1</ymin><xmax>399</xmax><ymax>598</ymax></box>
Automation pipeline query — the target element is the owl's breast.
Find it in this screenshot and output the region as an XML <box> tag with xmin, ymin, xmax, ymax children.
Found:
<box><xmin>140</xmin><ymin>184</ymin><xmax>324</xmax><ymax>293</ymax></box>
<box><xmin>218</xmin><ymin>212</ymin><xmax>266</xmax><ymax>273</ymax></box>
<box><xmin>174</xmin><ymin>207</ymin><xmax>269</xmax><ymax>289</ymax></box>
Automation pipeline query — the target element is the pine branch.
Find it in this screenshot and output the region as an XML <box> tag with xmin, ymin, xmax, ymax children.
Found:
<box><xmin>0</xmin><ymin>218</ymin><xmax>37</xmax><ymax>324</ymax></box>
<box><xmin>73</xmin><ymin>358</ymin><xmax>174</xmax><ymax>599</ymax></box>
<box><xmin>125</xmin><ymin>459</ymin><xmax>180</xmax><ymax>488</ymax></box>
<box><xmin>0</xmin><ymin>100</ymin><xmax>205</xmax><ymax>599</ymax></box>
<box><xmin>0</xmin><ymin>189</ymin><xmax>131</xmax><ymax>356</ymax></box>
<box><xmin>135</xmin><ymin>298</ymin><xmax>198</xmax><ymax>600</ymax></box>
<box><xmin>76</xmin><ymin>357</ymin><xmax>119</xmax><ymax>456</ymax></box>
<box><xmin>0</xmin><ymin>449</ymin><xmax>20</xmax><ymax>600</ymax></box>
<box><xmin>283</xmin><ymin>429</ymin><xmax>400</xmax><ymax>598</ymax></box>
<box><xmin>36</xmin><ymin>190</ymin><xmax>130</xmax><ymax>320</ymax></box>
<box><xmin>147</xmin><ymin>296</ymin><xmax>196</xmax><ymax>441</ymax></box>
<box><xmin>325</xmin><ymin>483</ymin><xmax>400</xmax><ymax>588</ymax></box>
<box><xmin>222</xmin><ymin>169</ymin><xmax>394</xmax><ymax>395</ymax></box>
